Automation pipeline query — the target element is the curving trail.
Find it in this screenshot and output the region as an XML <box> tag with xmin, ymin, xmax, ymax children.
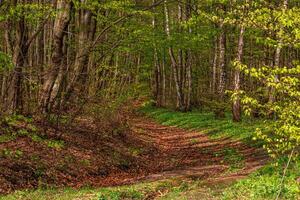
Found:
<box><xmin>125</xmin><ymin>114</ymin><xmax>269</xmax><ymax>185</ymax></box>
<box><xmin>0</xmin><ymin>111</ymin><xmax>269</xmax><ymax>194</ymax></box>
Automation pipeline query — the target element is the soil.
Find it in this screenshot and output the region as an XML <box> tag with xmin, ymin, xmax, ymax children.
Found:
<box><xmin>0</xmin><ymin>110</ymin><xmax>269</xmax><ymax>194</ymax></box>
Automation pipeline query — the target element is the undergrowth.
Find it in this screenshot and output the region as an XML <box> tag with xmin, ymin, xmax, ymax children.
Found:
<box><xmin>222</xmin><ymin>157</ymin><xmax>300</xmax><ymax>200</ymax></box>
<box><xmin>139</xmin><ymin>104</ymin><xmax>300</xmax><ymax>200</ymax></box>
<box><xmin>0</xmin><ymin>179</ymin><xmax>197</xmax><ymax>200</ymax></box>
<box><xmin>0</xmin><ymin>115</ymin><xmax>64</xmax><ymax>149</ymax></box>
<box><xmin>216</xmin><ymin>147</ymin><xmax>245</xmax><ymax>172</ymax></box>
<box><xmin>139</xmin><ymin>104</ymin><xmax>264</xmax><ymax>144</ymax></box>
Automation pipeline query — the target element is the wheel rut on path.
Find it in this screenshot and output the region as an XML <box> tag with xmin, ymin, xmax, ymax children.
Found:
<box><xmin>127</xmin><ymin>115</ymin><xmax>269</xmax><ymax>184</ymax></box>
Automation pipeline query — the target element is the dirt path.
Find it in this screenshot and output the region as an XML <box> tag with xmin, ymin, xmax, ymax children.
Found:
<box><xmin>0</xmin><ymin>112</ymin><xmax>269</xmax><ymax>194</ymax></box>
<box><xmin>126</xmin><ymin>114</ymin><xmax>269</xmax><ymax>185</ymax></box>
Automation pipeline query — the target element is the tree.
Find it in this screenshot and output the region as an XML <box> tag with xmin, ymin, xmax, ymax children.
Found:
<box><xmin>232</xmin><ymin>26</ymin><xmax>244</xmax><ymax>122</ymax></box>
<box><xmin>39</xmin><ymin>0</ymin><xmax>73</xmax><ymax>113</ymax></box>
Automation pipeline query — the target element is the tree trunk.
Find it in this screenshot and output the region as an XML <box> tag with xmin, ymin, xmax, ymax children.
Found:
<box><xmin>164</xmin><ymin>0</ymin><xmax>184</xmax><ymax>110</ymax></box>
<box><xmin>152</xmin><ymin>0</ymin><xmax>163</xmax><ymax>106</ymax></box>
<box><xmin>184</xmin><ymin>50</ymin><xmax>192</xmax><ymax>111</ymax></box>
<box><xmin>162</xmin><ymin>50</ymin><xmax>166</xmax><ymax>106</ymax></box>
<box><xmin>7</xmin><ymin>16</ymin><xmax>28</xmax><ymax>113</ymax></box>
<box><xmin>232</xmin><ymin>26</ymin><xmax>245</xmax><ymax>122</ymax></box>
<box><xmin>216</xmin><ymin>22</ymin><xmax>226</xmax><ymax>118</ymax></box>
<box><xmin>211</xmin><ymin>37</ymin><xmax>218</xmax><ymax>94</ymax></box>
<box><xmin>268</xmin><ymin>0</ymin><xmax>288</xmax><ymax>114</ymax></box>
<box><xmin>39</xmin><ymin>0</ymin><xmax>73</xmax><ymax>113</ymax></box>
<box><xmin>62</xmin><ymin>6</ymin><xmax>94</xmax><ymax>105</ymax></box>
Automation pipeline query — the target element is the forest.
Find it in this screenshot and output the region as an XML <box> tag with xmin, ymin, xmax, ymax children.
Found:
<box><xmin>0</xmin><ymin>0</ymin><xmax>300</xmax><ymax>199</ymax></box>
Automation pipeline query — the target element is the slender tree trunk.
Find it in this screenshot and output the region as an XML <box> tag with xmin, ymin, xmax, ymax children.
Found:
<box><xmin>62</xmin><ymin>6</ymin><xmax>94</xmax><ymax>105</ymax></box>
<box><xmin>8</xmin><ymin>16</ymin><xmax>28</xmax><ymax>113</ymax></box>
<box><xmin>154</xmin><ymin>49</ymin><xmax>161</xmax><ymax>105</ymax></box>
<box><xmin>185</xmin><ymin>50</ymin><xmax>192</xmax><ymax>111</ymax></box>
<box><xmin>164</xmin><ymin>0</ymin><xmax>184</xmax><ymax>110</ymax></box>
<box><xmin>232</xmin><ymin>26</ymin><xmax>245</xmax><ymax>122</ymax></box>
<box><xmin>152</xmin><ymin>0</ymin><xmax>163</xmax><ymax>106</ymax></box>
<box><xmin>162</xmin><ymin>50</ymin><xmax>166</xmax><ymax>106</ymax></box>
<box><xmin>184</xmin><ymin>0</ymin><xmax>192</xmax><ymax>111</ymax></box>
<box><xmin>268</xmin><ymin>0</ymin><xmax>288</xmax><ymax>112</ymax></box>
<box><xmin>216</xmin><ymin>22</ymin><xmax>226</xmax><ymax>118</ymax></box>
<box><xmin>211</xmin><ymin>37</ymin><xmax>218</xmax><ymax>94</ymax></box>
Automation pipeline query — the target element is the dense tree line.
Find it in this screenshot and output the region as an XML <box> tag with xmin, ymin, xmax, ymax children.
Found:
<box><xmin>0</xmin><ymin>0</ymin><xmax>150</xmax><ymax>114</ymax></box>
<box><xmin>0</xmin><ymin>0</ymin><xmax>299</xmax><ymax>153</ymax></box>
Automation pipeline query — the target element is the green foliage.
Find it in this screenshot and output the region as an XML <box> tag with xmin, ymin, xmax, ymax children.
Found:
<box><xmin>0</xmin><ymin>179</ymin><xmax>191</xmax><ymax>200</ymax></box>
<box><xmin>0</xmin><ymin>188</ymin><xmax>98</xmax><ymax>200</ymax></box>
<box><xmin>0</xmin><ymin>51</ymin><xmax>13</xmax><ymax>71</ymax></box>
<box><xmin>248</xmin><ymin>6</ymin><xmax>300</xmax><ymax>48</ymax></box>
<box><xmin>72</xmin><ymin>0</ymin><xmax>154</xmax><ymax>21</ymax></box>
<box><xmin>0</xmin><ymin>134</ymin><xmax>15</xmax><ymax>143</ymax></box>
<box><xmin>222</xmin><ymin>158</ymin><xmax>300</xmax><ymax>200</ymax></box>
<box><xmin>227</xmin><ymin>1</ymin><xmax>300</xmax><ymax>157</ymax></box>
<box><xmin>1</xmin><ymin>3</ymin><xmax>54</xmax><ymax>23</ymax></box>
<box><xmin>0</xmin><ymin>148</ymin><xmax>23</xmax><ymax>159</ymax></box>
<box><xmin>236</xmin><ymin>63</ymin><xmax>300</xmax><ymax>156</ymax></box>
<box><xmin>96</xmin><ymin>179</ymin><xmax>193</xmax><ymax>200</ymax></box>
<box><xmin>98</xmin><ymin>187</ymin><xmax>143</xmax><ymax>200</ymax></box>
<box><xmin>139</xmin><ymin>104</ymin><xmax>263</xmax><ymax>142</ymax></box>
<box><xmin>46</xmin><ymin>114</ymin><xmax>72</xmax><ymax>126</ymax></box>
<box><xmin>3</xmin><ymin>114</ymin><xmax>32</xmax><ymax>125</ymax></box>
<box><xmin>128</xmin><ymin>146</ymin><xmax>143</xmax><ymax>156</ymax></box>
<box><xmin>79</xmin><ymin>159</ymin><xmax>91</xmax><ymax>167</ymax></box>
<box><xmin>190</xmin><ymin>138</ymin><xmax>198</xmax><ymax>145</ymax></box>
<box><xmin>217</xmin><ymin>148</ymin><xmax>244</xmax><ymax>171</ymax></box>
<box><xmin>0</xmin><ymin>114</ymin><xmax>64</xmax><ymax>149</ymax></box>
<box><xmin>46</xmin><ymin>140</ymin><xmax>64</xmax><ymax>149</ymax></box>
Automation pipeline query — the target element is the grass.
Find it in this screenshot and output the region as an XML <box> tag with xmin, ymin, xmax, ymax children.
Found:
<box><xmin>128</xmin><ymin>146</ymin><xmax>143</xmax><ymax>156</ymax></box>
<box><xmin>190</xmin><ymin>138</ymin><xmax>198</xmax><ymax>145</ymax></box>
<box><xmin>46</xmin><ymin>140</ymin><xmax>65</xmax><ymax>149</ymax></box>
<box><xmin>215</xmin><ymin>147</ymin><xmax>245</xmax><ymax>171</ymax></box>
<box><xmin>0</xmin><ymin>148</ymin><xmax>23</xmax><ymax>159</ymax></box>
<box><xmin>0</xmin><ymin>188</ymin><xmax>98</xmax><ymax>200</ymax></box>
<box><xmin>139</xmin><ymin>104</ymin><xmax>264</xmax><ymax>144</ymax></box>
<box><xmin>222</xmin><ymin>158</ymin><xmax>300</xmax><ymax>200</ymax></box>
<box><xmin>0</xmin><ymin>134</ymin><xmax>16</xmax><ymax>143</ymax></box>
<box><xmin>0</xmin><ymin>179</ymin><xmax>208</xmax><ymax>200</ymax></box>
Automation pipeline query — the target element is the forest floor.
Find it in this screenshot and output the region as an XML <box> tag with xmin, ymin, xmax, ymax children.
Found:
<box><xmin>128</xmin><ymin>113</ymin><xmax>268</xmax><ymax>184</ymax></box>
<box><xmin>0</xmin><ymin>104</ymin><xmax>270</xmax><ymax>199</ymax></box>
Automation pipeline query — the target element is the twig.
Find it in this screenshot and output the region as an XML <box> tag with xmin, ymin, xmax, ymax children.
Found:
<box><xmin>275</xmin><ymin>148</ymin><xmax>295</xmax><ymax>200</ymax></box>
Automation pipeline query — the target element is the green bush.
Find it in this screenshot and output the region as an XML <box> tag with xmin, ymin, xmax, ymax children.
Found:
<box><xmin>222</xmin><ymin>159</ymin><xmax>300</xmax><ymax>200</ymax></box>
<box><xmin>98</xmin><ymin>188</ymin><xmax>143</xmax><ymax>200</ymax></box>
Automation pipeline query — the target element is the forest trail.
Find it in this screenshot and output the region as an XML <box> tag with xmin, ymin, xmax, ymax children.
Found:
<box><xmin>0</xmin><ymin>111</ymin><xmax>269</xmax><ymax>194</ymax></box>
<box><xmin>124</xmin><ymin>114</ymin><xmax>269</xmax><ymax>185</ymax></box>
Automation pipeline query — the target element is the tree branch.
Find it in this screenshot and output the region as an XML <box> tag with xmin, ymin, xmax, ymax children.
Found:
<box><xmin>26</xmin><ymin>13</ymin><xmax>51</xmax><ymax>47</ymax></box>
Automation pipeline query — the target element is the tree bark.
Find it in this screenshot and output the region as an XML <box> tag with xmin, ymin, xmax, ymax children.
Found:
<box><xmin>152</xmin><ymin>0</ymin><xmax>163</xmax><ymax>106</ymax></box>
<box><xmin>184</xmin><ymin>0</ymin><xmax>192</xmax><ymax>111</ymax></box>
<box><xmin>211</xmin><ymin>37</ymin><xmax>218</xmax><ymax>94</ymax></box>
<box><xmin>216</xmin><ymin>22</ymin><xmax>226</xmax><ymax>118</ymax></box>
<box><xmin>7</xmin><ymin>16</ymin><xmax>28</xmax><ymax>113</ymax></box>
<box><xmin>232</xmin><ymin>26</ymin><xmax>245</xmax><ymax>122</ymax></box>
<box><xmin>164</xmin><ymin>0</ymin><xmax>184</xmax><ymax>110</ymax></box>
<box><xmin>39</xmin><ymin>0</ymin><xmax>73</xmax><ymax>113</ymax></box>
<box><xmin>62</xmin><ymin>6</ymin><xmax>94</xmax><ymax>105</ymax></box>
